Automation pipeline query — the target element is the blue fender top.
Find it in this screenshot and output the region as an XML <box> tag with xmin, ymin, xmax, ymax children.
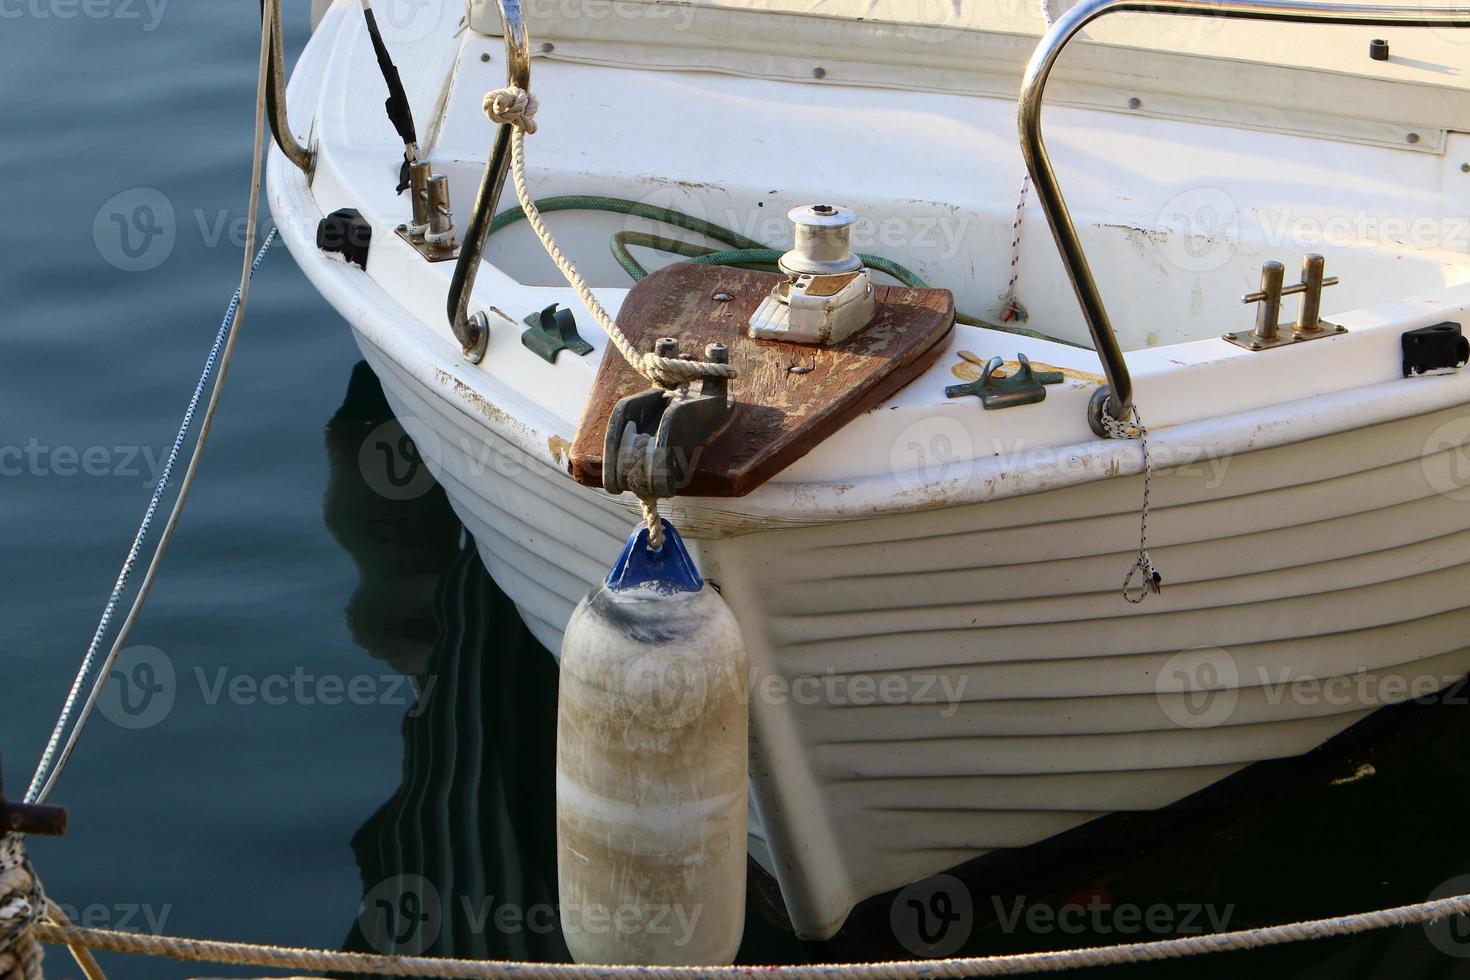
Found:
<box><xmin>605</xmin><ymin>519</ymin><xmax>704</xmax><ymax>594</ymax></box>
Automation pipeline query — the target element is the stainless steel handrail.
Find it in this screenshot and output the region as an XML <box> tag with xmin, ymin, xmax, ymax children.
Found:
<box><xmin>1019</xmin><ymin>0</ymin><xmax>1470</xmax><ymax>435</ymax></box>
<box><xmin>263</xmin><ymin>0</ymin><xmax>315</xmax><ymax>178</ymax></box>
<box><xmin>446</xmin><ymin>0</ymin><xmax>531</xmax><ymax>363</ymax></box>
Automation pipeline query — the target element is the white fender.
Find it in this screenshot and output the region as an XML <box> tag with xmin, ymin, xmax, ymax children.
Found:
<box><xmin>556</xmin><ymin>521</ymin><xmax>748</xmax><ymax>965</ymax></box>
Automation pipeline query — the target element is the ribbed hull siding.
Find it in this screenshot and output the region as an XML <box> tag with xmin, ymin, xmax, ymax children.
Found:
<box><xmin>359</xmin><ymin>331</ymin><xmax>1470</xmax><ymax>940</ymax></box>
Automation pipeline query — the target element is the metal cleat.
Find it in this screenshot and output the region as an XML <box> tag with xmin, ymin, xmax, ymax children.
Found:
<box><xmin>1225</xmin><ymin>254</ymin><xmax>1345</xmax><ymax>350</ymax></box>
<box><xmin>945</xmin><ymin>353</ymin><xmax>1063</xmax><ymax>409</ymax></box>
<box><xmin>603</xmin><ymin>340</ymin><xmax>735</xmax><ymax>498</ymax></box>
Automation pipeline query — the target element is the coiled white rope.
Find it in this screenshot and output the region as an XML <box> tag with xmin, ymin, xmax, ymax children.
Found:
<box><xmin>29</xmin><ymin>890</ymin><xmax>1470</xmax><ymax>977</ymax></box>
<box><xmin>25</xmin><ymin>0</ymin><xmax>277</xmax><ymax>806</ymax></box>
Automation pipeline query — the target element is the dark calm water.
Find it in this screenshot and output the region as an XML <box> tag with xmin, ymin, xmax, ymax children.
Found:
<box><xmin>6</xmin><ymin>6</ymin><xmax>1470</xmax><ymax>979</ymax></box>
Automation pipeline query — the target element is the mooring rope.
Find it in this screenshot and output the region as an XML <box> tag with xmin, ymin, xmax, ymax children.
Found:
<box><xmin>25</xmin><ymin>0</ymin><xmax>277</xmax><ymax>807</ymax></box>
<box><xmin>30</xmin><ymin>890</ymin><xmax>1470</xmax><ymax>978</ymax></box>
<box><xmin>483</xmin><ymin>84</ymin><xmax>720</xmax><ymax>539</ymax></box>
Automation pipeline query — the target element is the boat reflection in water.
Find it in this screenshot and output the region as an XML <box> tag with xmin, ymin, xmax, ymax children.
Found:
<box><xmin>319</xmin><ymin>360</ymin><xmax>1470</xmax><ymax>974</ymax></box>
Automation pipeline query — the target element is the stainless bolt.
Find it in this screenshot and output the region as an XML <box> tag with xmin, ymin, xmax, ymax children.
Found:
<box><xmin>480</xmin><ymin>52</ymin><xmax>491</xmax><ymax>63</ymax></box>
<box><xmin>1407</xmin><ymin>132</ymin><xmax>1421</xmax><ymax>144</ymax></box>
<box><xmin>811</xmin><ymin>67</ymin><xmax>827</xmax><ymax>79</ymax></box>
<box><xmin>540</xmin><ymin>41</ymin><xmax>555</xmax><ymax>53</ymax></box>
<box><xmin>1127</xmin><ymin>97</ymin><xmax>1142</xmax><ymax>109</ymax></box>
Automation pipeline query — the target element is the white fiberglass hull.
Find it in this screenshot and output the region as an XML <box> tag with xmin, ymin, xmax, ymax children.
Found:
<box><xmin>272</xmin><ymin>0</ymin><xmax>1470</xmax><ymax>939</ymax></box>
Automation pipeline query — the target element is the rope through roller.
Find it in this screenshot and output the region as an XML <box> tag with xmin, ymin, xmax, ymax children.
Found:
<box><xmin>483</xmin><ymin>85</ymin><xmax>726</xmax><ymax>540</ymax></box>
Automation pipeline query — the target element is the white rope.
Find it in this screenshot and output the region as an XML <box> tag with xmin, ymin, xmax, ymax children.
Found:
<box><xmin>482</xmin><ymin>85</ymin><xmax>735</xmax><ymax>394</ymax></box>
<box><xmin>1100</xmin><ymin>406</ymin><xmax>1162</xmax><ymax>602</ymax></box>
<box><xmin>25</xmin><ymin>0</ymin><xmax>278</xmax><ymax>806</ymax></box>
<box><xmin>0</xmin><ymin>838</ymin><xmax>44</xmax><ymax>980</ymax></box>
<box><xmin>988</xmin><ymin>175</ymin><xmax>1033</xmax><ymax>325</ymax></box>
<box><xmin>483</xmin><ymin>84</ymin><xmax>728</xmax><ymax>539</ymax></box>
<box><xmin>30</xmin><ymin>890</ymin><xmax>1470</xmax><ymax>978</ymax></box>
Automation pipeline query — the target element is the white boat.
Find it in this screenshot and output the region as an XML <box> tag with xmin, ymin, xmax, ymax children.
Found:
<box><xmin>270</xmin><ymin>0</ymin><xmax>1470</xmax><ymax>941</ymax></box>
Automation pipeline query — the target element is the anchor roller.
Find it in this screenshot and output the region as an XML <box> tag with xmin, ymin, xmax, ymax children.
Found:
<box><xmin>556</xmin><ymin>520</ymin><xmax>748</xmax><ymax>965</ymax></box>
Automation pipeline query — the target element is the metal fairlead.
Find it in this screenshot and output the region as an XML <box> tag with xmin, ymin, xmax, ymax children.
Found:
<box><xmin>945</xmin><ymin>354</ymin><xmax>1064</xmax><ymax>409</ymax></box>
<box><xmin>521</xmin><ymin>304</ymin><xmax>592</xmax><ymax>363</ymax></box>
<box><xmin>603</xmin><ymin>341</ymin><xmax>735</xmax><ymax>499</ymax></box>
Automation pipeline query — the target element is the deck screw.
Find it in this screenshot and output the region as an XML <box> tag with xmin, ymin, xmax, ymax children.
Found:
<box><xmin>1407</xmin><ymin>132</ymin><xmax>1421</xmax><ymax>144</ymax></box>
<box><xmin>1127</xmin><ymin>97</ymin><xmax>1142</xmax><ymax>109</ymax></box>
<box><xmin>540</xmin><ymin>41</ymin><xmax>555</xmax><ymax>53</ymax></box>
<box><xmin>1462</xmin><ymin>163</ymin><xmax>1470</xmax><ymax>173</ymax></box>
<box><xmin>1224</xmin><ymin>332</ymin><xmax>1238</xmax><ymax>340</ymax></box>
<box><xmin>480</xmin><ymin>52</ymin><xmax>491</xmax><ymax>63</ymax></box>
<box><xmin>811</xmin><ymin>67</ymin><xmax>827</xmax><ymax>79</ymax></box>
<box><xmin>713</xmin><ymin>292</ymin><xmax>733</xmax><ymax>302</ymax></box>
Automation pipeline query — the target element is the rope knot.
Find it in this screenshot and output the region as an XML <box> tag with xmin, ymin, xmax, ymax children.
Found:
<box><xmin>482</xmin><ymin>86</ymin><xmax>539</xmax><ymax>134</ymax></box>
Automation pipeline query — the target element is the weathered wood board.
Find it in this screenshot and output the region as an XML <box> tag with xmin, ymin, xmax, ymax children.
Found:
<box><xmin>569</xmin><ymin>263</ymin><xmax>955</xmax><ymax>497</ymax></box>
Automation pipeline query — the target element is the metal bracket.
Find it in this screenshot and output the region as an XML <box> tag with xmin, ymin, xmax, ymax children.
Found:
<box><xmin>446</xmin><ymin>0</ymin><xmax>529</xmax><ymax>363</ymax></box>
<box><xmin>603</xmin><ymin>341</ymin><xmax>735</xmax><ymax>498</ymax></box>
<box><xmin>1225</xmin><ymin>254</ymin><xmax>1345</xmax><ymax>350</ymax></box>
<box><xmin>395</xmin><ymin>162</ymin><xmax>460</xmax><ymax>262</ymax></box>
<box><xmin>945</xmin><ymin>354</ymin><xmax>1063</xmax><ymax>409</ymax></box>
<box><xmin>262</xmin><ymin>0</ymin><xmax>315</xmax><ymax>179</ymax></box>
<box><xmin>521</xmin><ymin>304</ymin><xmax>592</xmax><ymax>363</ymax></box>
